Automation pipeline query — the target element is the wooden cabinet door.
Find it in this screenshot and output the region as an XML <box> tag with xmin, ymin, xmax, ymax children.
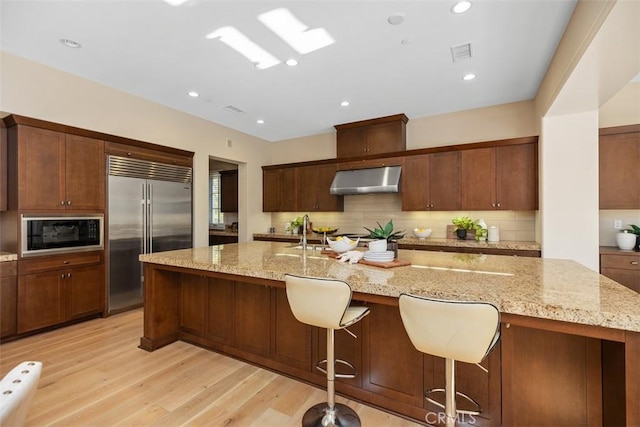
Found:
<box><xmin>402</xmin><ymin>154</ymin><xmax>430</xmax><ymax>211</ymax></box>
<box><xmin>366</xmin><ymin>121</ymin><xmax>405</xmax><ymax>155</ymax></box>
<box><xmin>297</xmin><ymin>164</ymin><xmax>343</xmax><ymax>212</ymax></box>
<box><xmin>206</xmin><ymin>277</ymin><xmax>235</xmax><ymax>345</ymax></box>
<box><xmin>336</xmin><ymin>128</ymin><xmax>366</xmax><ymax>158</ymax></box>
<box><xmin>362</xmin><ymin>303</ymin><xmax>424</xmax><ymax>406</ymax></box>
<box><xmin>461</xmin><ymin>147</ymin><xmax>497</xmax><ymax>210</ymax></box>
<box><xmin>67</xmin><ymin>263</ymin><xmax>104</xmax><ymax>320</ymax></box>
<box><xmin>0</xmin><ymin>275</ymin><xmax>17</xmax><ymax>338</ymax></box>
<box><xmin>234</xmin><ymin>282</ymin><xmax>270</xmax><ymax>357</ymax></box>
<box><xmin>220</xmin><ymin>170</ymin><xmax>238</xmax><ymax>212</ymax></box>
<box><xmin>496</xmin><ymin>143</ymin><xmax>537</xmax><ymax>210</ymax></box>
<box><xmin>64</xmin><ymin>134</ymin><xmax>105</xmax><ymax>210</ymax></box>
<box><xmin>263</xmin><ymin>169</ymin><xmax>281</xmax><ymax>212</ymax></box>
<box><xmin>271</xmin><ymin>287</ymin><xmax>312</xmax><ymax>371</ymax></box>
<box><xmin>17</xmin><ymin>270</ymin><xmax>65</xmax><ymax>333</ymax></box>
<box><xmin>600</xmin><ymin>132</ymin><xmax>640</xmax><ymax>209</ymax></box>
<box><xmin>17</xmin><ymin>126</ymin><xmax>66</xmax><ymax>210</ymax></box>
<box><xmin>429</xmin><ymin>151</ymin><xmax>461</xmax><ymax>211</ymax></box>
<box><xmin>314</xmin><ymin>164</ymin><xmax>343</xmax><ymax>211</ymax></box>
<box><xmin>280</xmin><ymin>168</ymin><xmax>297</xmax><ymax>211</ymax></box>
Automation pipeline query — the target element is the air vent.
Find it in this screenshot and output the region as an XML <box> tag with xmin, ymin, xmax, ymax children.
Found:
<box><xmin>451</xmin><ymin>43</ymin><xmax>472</xmax><ymax>62</ymax></box>
<box><xmin>224</xmin><ymin>105</ymin><xmax>245</xmax><ymax>114</ymax></box>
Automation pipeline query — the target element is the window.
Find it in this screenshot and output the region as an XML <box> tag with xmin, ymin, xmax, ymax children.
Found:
<box><xmin>210</xmin><ymin>171</ymin><xmax>224</xmax><ymax>225</ymax></box>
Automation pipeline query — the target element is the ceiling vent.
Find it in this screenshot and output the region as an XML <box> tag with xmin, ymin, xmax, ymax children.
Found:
<box><xmin>451</xmin><ymin>43</ymin><xmax>472</xmax><ymax>62</ymax></box>
<box><xmin>224</xmin><ymin>105</ymin><xmax>245</xmax><ymax>114</ymax></box>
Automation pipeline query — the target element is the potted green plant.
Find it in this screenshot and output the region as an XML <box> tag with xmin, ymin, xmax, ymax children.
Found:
<box><xmin>364</xmin><ymin>220</ymin><xmax>406</xmax><ymax>257</ymax></box>
<box><xmin>451</xmin><ymin>216</ymin><xmax>477</xmax><ymax>240</ymax></box>
<box><xmin>287</xmin><ymin>216</ymin><xmax>305</xmax><ymax>234</ymax></box>
<box><xmin>627</xmin><ymin>224</ymin><xmax>640</xmax><ymax>251</ymax></box>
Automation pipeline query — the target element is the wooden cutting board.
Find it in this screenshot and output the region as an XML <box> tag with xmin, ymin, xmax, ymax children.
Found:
<box><xmin>323</xmin><ymin>250</ymin><xmax>410</xmax><ymax>268</ymax></box>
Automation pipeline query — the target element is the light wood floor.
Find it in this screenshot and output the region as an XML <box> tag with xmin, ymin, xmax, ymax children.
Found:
<box><xmin>0</xmin><ymin>309</ymin><xmax>422</xmax><ymax>426</ymax></box>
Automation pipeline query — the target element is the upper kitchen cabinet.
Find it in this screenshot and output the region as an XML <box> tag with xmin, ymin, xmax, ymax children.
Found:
<box><xmin>599</xmin><ymin>125</ymin><xmax>640</xmax><ymax>209</ymax></box>
<box><xmin>0</xmin><ymin>121</ymin><xmax>7</xmax><ymax>211</ymax></box>
<box><xmin>296</xmin><ymin>163</ymin><xmax>343</xmax><ymax>212</ymax></box>
<box><xmin>335</xmin><ymin>114</ymin><xmax>408</xmax><ymax>158</ymax></box>
<box><xmin>263</xmin><ymin>167</ymin><xmax>297</xmax><ymax>212</ymax></box>
<box><xmin>461</xmin><ymin>140</ymin><xmax>538</xmax><ymax>211</ymax></box>
<box><xmin>220</xmin><ymin>169</ymin><xmax>238</xmax><ymax>213</ymax></box>
<box><xmin>10</xmin><ymin>125</ymin><xmax>105</xmax><ymax>211</ymax></box>
<box><xmin>402</xmin><ymin>152</ymin><xmax>461</xmax><ymax>211</ymax></box>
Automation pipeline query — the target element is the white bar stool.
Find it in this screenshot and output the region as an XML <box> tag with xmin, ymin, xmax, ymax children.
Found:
<box><xmin>285</xmin><ymin>274</ymin><xmax>370</xmax><ymax>427</ymax></box>
<box><xmin>398</xmin><ymin>294</ymin><xmax>500</xmax><ymax>427</ymax></box>
<box><xmin>0</xmin><ymin>361</ymin><xmax>43</xmax><ymax>427</ymax></box>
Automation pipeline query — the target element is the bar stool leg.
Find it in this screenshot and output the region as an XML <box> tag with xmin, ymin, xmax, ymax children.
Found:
<box><xmin>301</xmin><ymin>328</ymin><xmax>361</xmax><ymax>427</ymax></box>
<box><xmin>445</xmin><ymin>358</ymin><xmax>456</xmax><ymax>427</ymax></box>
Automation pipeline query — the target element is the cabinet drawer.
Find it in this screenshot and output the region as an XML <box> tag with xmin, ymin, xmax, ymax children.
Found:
<box><xmin>600</xmin><ymin>253</ymin><xmax>640</xmax><ymax>270</ymax></box>
<box><xmin>19</xmin><ymin>252</ymin><xmax>103</xmax><ymax>275</ymax></box>
<box><xmin>0</xmin><ymin>261</ymin><xmax>17</xmax><ymax>277</ymax></box>
<box><xmin>106</xmin><ymin>142</ymin><xmax>192</xmax><ymax>167</ymax></box>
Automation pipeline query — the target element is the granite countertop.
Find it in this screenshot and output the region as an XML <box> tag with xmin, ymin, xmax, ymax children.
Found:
<box><xmin>253</xmin><ymin>233</ymin><xmax>541</xmax><ymax>252</ymax></box>
<box><xmin>140</xmin><ymin>241</ymin><xmax>640</xmax><ymax>333</ymax></box>
<box><xmin>0</xmin><ymin>252</ymin><xmax>18</xmax><ymax>262</ymax></box>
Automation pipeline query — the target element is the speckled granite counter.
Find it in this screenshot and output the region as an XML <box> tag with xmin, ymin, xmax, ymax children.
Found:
<box><xmin>140</xmin><ymin>241</ymin><xmax>639</xmax><ymax>333</ymax></box>
<box><xmin>0</xmin><ymin>252</ymin><xmax>18</xmax><ymax>262</ymax></box>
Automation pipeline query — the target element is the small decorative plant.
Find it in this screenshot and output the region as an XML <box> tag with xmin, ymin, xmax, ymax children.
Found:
<box><xmin>451</xmin><ymin>216</ymin><xmax>478</xmax><ymax>240</ymax></box>
<box><xmin>364</xmin><ymin>220</ymin><xmax>406</xmax><ymax>241</ymax></box>
<box><xmin>626</xmin><ymin>224</ymin><xmax>640</xmax><ymax>251</ymax></box>
<box><xmin>287</xmin><ymin>216</ymin><xmax>305</xmax><ymax>233</ymax></box>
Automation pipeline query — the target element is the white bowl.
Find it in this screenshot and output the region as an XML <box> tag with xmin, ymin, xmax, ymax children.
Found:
<box><xmin>326</xmin><ymin>236</ymin><xmax>359</xmax><ymax>253</ymax></box>
<box><xmin>367</xmin><ymin>239</ymin><xmax>388</xmax><ymax>252</ymax></box>
<box><xmin>413</xmin><ymin>228</ymin><xmax>432</xmax><ymax>239</ymax></box>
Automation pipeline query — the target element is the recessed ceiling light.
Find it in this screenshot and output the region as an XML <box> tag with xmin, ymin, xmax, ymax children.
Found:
<box><xmin>59</xmin><ymin>38</ymin><xmax>81</xmax><ymax>48</ymax></box>
<box><xmin>340</xmin><ymin>101</ymin><xmax>350</xmax><ymax>107</ymax></box>
<box><xmin>285</xmin><ymin>58</ymin><xmax>298</xmax><ymax>67</ymax></box>
<box><xmin>188</xmin><ymin>91</ymin><xmax>199</xmax><ymax>97</ymax></box>
<box><xmin>258</xmin><ymin>8</ymin><xmax>335</xmax><ymax>54</ymax></box>
<box><xmin>452</xmin><ymin>1</ymin><xmax>472</xmax><ymax>14</ymax></box>
<box><xmin>257</xmin><ymin>119</ymin><xmax>265</xmax><ymax>124</ymax></box>
<box><xmin>387</xmin><ymin>13</ymin><xmax>405</xmax><ymax>25</ymax></box>
<box><xmin>462</xmin><ymin>73</ymin><xmax>476</xmax><ymax>81</ymax></box>
<box><xmin>206</xmin><ymin>26</ymin><xmax>280</xmax><ymax>70</ymax></box>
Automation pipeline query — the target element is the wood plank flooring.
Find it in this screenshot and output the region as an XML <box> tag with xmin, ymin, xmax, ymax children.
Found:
<box><xmin>0</xmin><ymin>309</ymin><xmax>422</xmax><ymax>426</ymax></box>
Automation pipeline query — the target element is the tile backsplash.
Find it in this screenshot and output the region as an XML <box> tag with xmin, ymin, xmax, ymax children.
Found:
<box><xmin>271</xmin><ymin>193</ymin><xmax>537</xmax><ymax>241</ymax></box>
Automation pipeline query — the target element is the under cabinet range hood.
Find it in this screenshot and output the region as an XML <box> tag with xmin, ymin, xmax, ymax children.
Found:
<box><xmin>330</xmin><ymin>166</ymin><xmax>402</xmax><ymax>195</ymax></box>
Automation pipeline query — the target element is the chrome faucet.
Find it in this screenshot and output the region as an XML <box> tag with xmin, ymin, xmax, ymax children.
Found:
<box><xmin>302</xmin><ymin>214</ymin><xmax>310</xmax><ymax>250</ymax></box>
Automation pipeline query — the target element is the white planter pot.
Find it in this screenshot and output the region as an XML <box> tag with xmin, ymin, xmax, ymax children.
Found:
<box><xmin>615</xmin><ymin>232</ymin><xmax>636</xmax><ymax>250</ymax></box>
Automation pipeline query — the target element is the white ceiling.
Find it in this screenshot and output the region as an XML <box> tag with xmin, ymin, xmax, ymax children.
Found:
<box><xmin>0</xmin><ymin>0</ymin><xmax>578</xmax><ymax>142</ymax></box>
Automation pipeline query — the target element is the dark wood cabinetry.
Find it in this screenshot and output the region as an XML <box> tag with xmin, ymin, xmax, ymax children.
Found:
<box><xmin>335</xmin><ymin>114</ymin><xmax>408</xmax><ymax>158</ymax></box>
<box><xmin>461</xmin><ymin>142</ymin><xmax>538</xmax><ymax>210</ymax></box>
<box><xmin>1</xmin><ymin>121</ymin><xmax>7</xmax><ymax>212</ymax></box>
<box><xmin>601</xmin><ymin>252</ymin><xmax>640</xmax><ymax>293</ymax></box>
<box><xmin>11</xmin><ymin>126</ymin><xmax>104</xmax><ymax>211</ymax></box>
<box><xmin>296</xmin><ymin>163</ymin><xmax>343</xmax><ymax>212</ymax></box>
<box><xmin>106</xmin><ymin>141</ymin><xmax>192</xmax><ymax>167</ymax></box>
<box><xmin>402</xmin><ymin>152</ymin><xmax>462</xmax><ymax>211</ymax></box>
<box><xmin>599</xmin><ymin>125</ymin><xmax>640</xmax><ymax>209</ymax></box>
<box><xmin>220</xmin><ymin>170</ymin><xmax>238</xmax><ymax>212</ymax></box>
<box><xmin>17</xmin><ymin>252</ymin><xmax>104</xmax><ymax>334</ymax></box>
<box><xmin>0</xmin><ymin>261</ymin><xmax>17</xmax><ymax>338</ymax></box>
<box><xmin>263</xmin><ymin>167</ymin><xmax>297</xmax><ymax>212</ymax></box>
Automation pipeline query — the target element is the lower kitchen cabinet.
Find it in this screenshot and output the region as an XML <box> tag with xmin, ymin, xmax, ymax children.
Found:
<box><xmin>601</xmin><ymin>251</ymin><xmax>640</xmax><ymax>292</ymax></box>
<box><xmin>0</xmin><ymin>261</ymin><xmax>17</xmax><ymax>338</ymax></box>
<box><xmin>17</xmin><ymin>252</ymin><xmax>104</xmax><ymax>334</ymax></box>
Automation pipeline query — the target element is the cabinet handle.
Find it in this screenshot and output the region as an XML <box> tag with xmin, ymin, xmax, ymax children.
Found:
<box><xmin>632</xmin><ymin>261</ymin><xmax>639</xmax><ymax>265</ymax></box>
<box><xmin>67</xmin><ymin>273</ymin><xmax>71</xmax><ymax>278</ymax></box>
<box><xmin>63</xmin><ymin>261</ymin><xmax>69</xmax><ymax>265</ymax></box>
<box><xmin>60</xmin><ymin>201</ymin><xmax>65</xmax><ymax>205</ymax></box>
<box><xmin>491</xmin><ymin>203</ymin><xmax>496</xmax><ymax>208</ymax></box>
<box><xmin>127</xmin><ymin>152</ymin><xmax>132</xmax><ymax>156</ymax></box>
<box><xmin>505</xmin><ymin>323</ymin><xmax>511</xmax><ymax>328</ymax></box>
<box><xmin>496</xmin><ymin>203</ymin><xmax>501</xmax><ymax>208</ymax></box>
<box><xmin>60</xmin><ymin>274</ymin><xmax>66</xmax><ymax>279</ymax></box>
<box><xmin>67</xmin><ymin>200</ymin><xmax>72</xmax><ymax>205</ymax></box>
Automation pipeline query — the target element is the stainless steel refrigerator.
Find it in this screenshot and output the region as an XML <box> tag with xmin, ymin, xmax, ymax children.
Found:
<box><xmin>108</xmin><ymin>156</ymin><xmax>192</xmax><ymax>313</ymax></box>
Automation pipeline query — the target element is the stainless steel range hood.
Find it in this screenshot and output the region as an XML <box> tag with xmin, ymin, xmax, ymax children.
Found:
<box><xmin>330</xmin><ymin>165</ymin><xmax>401</xmax><ymax>195</ymax></box>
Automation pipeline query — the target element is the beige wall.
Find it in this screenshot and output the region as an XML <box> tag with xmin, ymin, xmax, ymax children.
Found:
<box><xmin>600</xmin><ymin>82</ymin><xmax>640</xmax><ymax>128</ymax></box>
<box><xmin>0</xmin><ymin>52</ymin><xmax>273</xmax><ymax>246</ymax></box>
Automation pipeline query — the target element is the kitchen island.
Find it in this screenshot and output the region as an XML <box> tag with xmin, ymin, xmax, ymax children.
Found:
<box><xmin>140</xmin><ymin>242</ymin><xmax>639</xmax><ymax>426</ymax></box>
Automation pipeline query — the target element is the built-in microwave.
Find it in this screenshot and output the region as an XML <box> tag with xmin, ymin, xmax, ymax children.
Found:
<box><xmin>21</xmin><ymin>214</ymin><xmax>104</xmax><ymax>257</ymax></box>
